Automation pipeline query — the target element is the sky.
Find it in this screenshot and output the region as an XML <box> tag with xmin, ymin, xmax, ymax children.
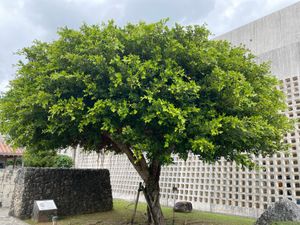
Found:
<box><xmin>0</xmin><ymin>0</ymin><xmax>299</xmax><ymax>92</ymax></box>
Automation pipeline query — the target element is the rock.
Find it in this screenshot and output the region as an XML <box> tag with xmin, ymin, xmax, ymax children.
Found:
<box><xmin>173</xmin><ymin>201</ymin><xmax>193</xmax><ymax>213</ymax></box>
<box><xmin>255</xmin><ymin>199</ymin><xmax>300</xmax><ymax>225</ymax></box>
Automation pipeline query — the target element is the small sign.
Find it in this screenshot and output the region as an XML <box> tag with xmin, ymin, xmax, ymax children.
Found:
<box><xmin>36</xmin><ymin>200</ymin><xmax>57</xmax><ymax>211</ymax></box>
<box><xmin>32</xmin><ymin>200</ymin><xmax>57</xmax><ymax>222</ymax></box>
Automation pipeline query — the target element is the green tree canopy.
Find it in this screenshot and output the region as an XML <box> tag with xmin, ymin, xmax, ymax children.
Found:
<box><xmin>0</xmin><ymin>20</ymin><xmax>291</xmax><ymax>225</ymax></box>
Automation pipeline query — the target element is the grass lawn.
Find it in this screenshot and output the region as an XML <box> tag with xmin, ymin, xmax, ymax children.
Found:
<box><xmin>24</xmin><ymin>199</ymin><xmax>300</xmax><ymax>225</ymax></box>
<box><xmin>273</xmin><ymin>223</ymin><xmax>300</xmax><ymax>225</ymax></box>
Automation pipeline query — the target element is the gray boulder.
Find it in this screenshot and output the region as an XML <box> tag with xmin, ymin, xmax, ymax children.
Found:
<box><xmin>173</xmin><ymin>201</ymin><xmax>193</xmax><ymax>213</ymax></box>
<box><xmin>255</xmin><ymin>199</ymin><xmax>300</xmax><ymax>225</ymax></box>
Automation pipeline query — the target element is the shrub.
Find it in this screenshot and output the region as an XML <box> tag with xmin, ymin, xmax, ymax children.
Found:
<box><xmin>23</xmin><ymin>149</ymin><xmax>73</xmax><ymax>168</ymax></box>
<box><xmin>53</xmin><ymin>155</ymin><xmax>73</xmax><ymax>168</ymax></box>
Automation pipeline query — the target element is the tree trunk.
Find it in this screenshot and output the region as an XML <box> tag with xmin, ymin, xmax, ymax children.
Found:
<box><xmin>143</xmin><ymin>163</ymin><xmax>166</xmax><ymax>225</ymax></box>
<box><xmin>103</xmin><ymin>134</ymin><xmax>165</xmax><ymax>224</ymax></box>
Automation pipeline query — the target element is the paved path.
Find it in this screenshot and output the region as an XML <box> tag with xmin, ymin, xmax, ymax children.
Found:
<box><xmin>0</xmin><ymin>208</ymin><xmax>28</xmax><ymax>225</ymax></box>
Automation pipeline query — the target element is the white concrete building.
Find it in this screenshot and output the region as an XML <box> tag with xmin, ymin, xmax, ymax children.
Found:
<box><xmin>68</xmin><ymin>2</ymin><xmax>300</xmax><ymax>218</ymax></box>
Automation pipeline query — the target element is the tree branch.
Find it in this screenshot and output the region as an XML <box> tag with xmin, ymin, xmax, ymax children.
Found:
<box><xmin>103</xmin><ymin>132</ymin><xmax>150</xmax><ymax>182</ymax></box>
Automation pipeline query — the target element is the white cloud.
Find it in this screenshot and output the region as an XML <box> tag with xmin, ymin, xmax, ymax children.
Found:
<box><xmin>0</xmin><ymin>0</ymin><xmax>299</xmax><ymax>91</ymax></box>
<box><xmin>205</xmin><ymin>0</ymin><xmax>299</xmax><ymax>36</ymax></box>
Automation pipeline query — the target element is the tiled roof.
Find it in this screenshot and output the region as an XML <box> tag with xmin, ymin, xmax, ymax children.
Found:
<box><xmin>0</xmin><ymin>139</ymin><xmax>23</xmax><ymax>156</ymax></box>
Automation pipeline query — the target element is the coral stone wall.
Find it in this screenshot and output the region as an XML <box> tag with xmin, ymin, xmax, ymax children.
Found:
<box><xmin>9</xmin><ymin>168</ymin><xmax>112</xmax><ymax>219</ymax></box>
<box><xmin>0</xmin><ymin>169</ymin><xmax>17</xmax><ymax>207</ymax></box>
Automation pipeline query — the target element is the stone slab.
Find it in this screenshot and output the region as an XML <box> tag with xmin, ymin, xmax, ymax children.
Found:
<box><xmin>32</xmin><ymin>200</ymin><xmax>57</xmax><ymax>222</ymax></box>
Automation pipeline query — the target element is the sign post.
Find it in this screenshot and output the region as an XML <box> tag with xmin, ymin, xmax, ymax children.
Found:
<box><xmin>131</xmin><ymin>182</ymin><xmax>144</xmax><ymax>225</ymax></box>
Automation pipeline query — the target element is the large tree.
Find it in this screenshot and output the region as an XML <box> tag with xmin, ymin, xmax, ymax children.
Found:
<box><xmin>0</xmin><ymin>21</ymin><xmax>291</xmax><ymax>224</ymax></box>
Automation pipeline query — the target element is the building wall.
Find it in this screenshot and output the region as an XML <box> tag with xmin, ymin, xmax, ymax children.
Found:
<box><xmin>215</xmin><ymin>2</ymin><xmax>300</xmax><ymax>56</ymax></box>
<box><xmin>257</xmin><ymin>42</ymin><xmax>300</xmax><ymax>79</ymax></box>
<box><xmin>215</xmin><ymin>1</ymin><xmax>300</xmax><ymax>80</ymax></box>
<box><xmin>71</xmin><ymin>2</ymin><xmax>300</xmax><ymax>218</ymax></box>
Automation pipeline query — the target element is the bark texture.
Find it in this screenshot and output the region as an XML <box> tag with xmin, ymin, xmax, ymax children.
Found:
<box><xmin>143</xmin><ymin>161</ymin><xmax>166</xmax><ymax>225</ymax></box>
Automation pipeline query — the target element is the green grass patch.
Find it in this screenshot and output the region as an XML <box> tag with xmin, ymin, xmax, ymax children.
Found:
<box><xmin>25</xmin><ymin>199</ymin><xmax>255</xmax><ymax>225</ymax></box>
<box><xmin>272</xmin><ymin>222</ymin><xmax>300</xmax><ymax>225</ymax></box>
